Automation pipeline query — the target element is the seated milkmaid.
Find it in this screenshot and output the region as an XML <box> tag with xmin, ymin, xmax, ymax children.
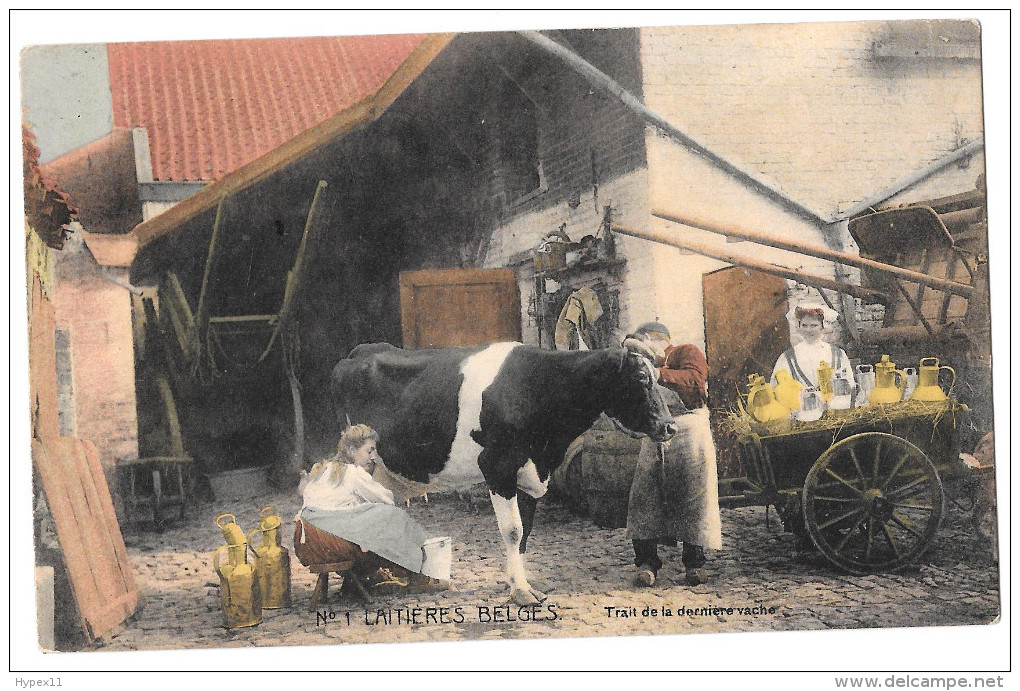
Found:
<box><xmin>293</xmin><ymin>424</ymin><xmax>445</xmax><ymax>592</ymax></box>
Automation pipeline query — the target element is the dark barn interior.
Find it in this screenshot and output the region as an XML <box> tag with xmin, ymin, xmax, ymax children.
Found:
<box><xmin>128</xmin><ymin>30</ymin><xmax>647</xmax><ymax>474</ymax></box>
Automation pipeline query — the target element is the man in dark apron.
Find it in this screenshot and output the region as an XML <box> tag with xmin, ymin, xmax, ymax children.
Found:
<box><xmin>623</xmin><ymin>322</ymin><xmax>723</xmax><ymax>587</ymax></box>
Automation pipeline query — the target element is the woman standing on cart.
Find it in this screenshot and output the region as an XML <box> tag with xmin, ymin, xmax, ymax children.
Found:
<box><xmin>772</xmin><ymin>304</ymin><xmax>857</xmax><ymax>395</ymax></box>
<box><xmin>622</xmin><ymin>321</ymin><xmax>723</xmax><ymax>588</ymax></box>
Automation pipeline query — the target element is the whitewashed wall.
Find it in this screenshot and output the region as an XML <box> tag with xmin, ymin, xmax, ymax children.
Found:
<box><xmin>484</xmin><ymin>171</ymin><xmax>655</xmax><ymax>346</ymax></box>
<box><xmin>638</xmin><ymin>21</ymin><xmax>985</xmax><ymax>349</ymax></box>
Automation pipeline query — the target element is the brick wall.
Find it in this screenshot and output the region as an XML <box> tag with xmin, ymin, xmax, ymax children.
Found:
<box><xmin>478</xmin><ymin>30</ymin><xmax>655</xmax><ymax>344</ymax></box>
<box><xmin>53</xmin><ymin>235</ymin><xmax>138</xmax><ymax>472</ymax></box>
<box><xmin>485</xmin><ymin>171</ymin><xmax>651</xmax><ymax>345</ymax></box>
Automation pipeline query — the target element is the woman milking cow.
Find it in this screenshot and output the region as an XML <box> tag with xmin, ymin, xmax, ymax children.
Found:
<box><xmin>308</xmin><ymin>331</ymin><xmax>714</xmax><ymax>602</ymax></box>
<box><xmin>293</xmin><ymin>424</ymin><xmax>449</xmax><ymax>594</ymax></box>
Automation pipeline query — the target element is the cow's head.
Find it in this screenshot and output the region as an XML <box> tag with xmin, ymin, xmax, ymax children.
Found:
<box><xmin>604</xmin><ymin>349</ymin><xmax>678</xmax><ymax>442</ymax></box>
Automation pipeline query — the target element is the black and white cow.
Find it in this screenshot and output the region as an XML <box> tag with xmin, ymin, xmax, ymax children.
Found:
<box><xmin>331</xmin><ymin>341</ymin><xmax>676</xmax><ymax>605</ymax></box>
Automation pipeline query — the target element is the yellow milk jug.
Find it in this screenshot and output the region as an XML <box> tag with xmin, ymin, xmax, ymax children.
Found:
<box><xmin>746</xmin><ymin>374</ymin><xmax>789</xmax><ymax>423</ymax></box>
<box><xmin>909</xmin><ymin>357</ymin><xmax>957</xmax><ymax>402</ymax></box>
<box><xmin>213</xmin><ymin>543</ymin><xmax>262</xmax><ymax>628</ymax></box>
<box><xmin>247</xmin><ymin>506</ymin><xmax>292</xmax><ymax>609</ymax></box>
<box><xmin>216</xmin><ymin>513</ymin><xmax>246</xmax><ymax>546</ymax></box>
<box><xmin>868</xmin><ymin>355</ymin><xmax>906</xmax><ymax>405</ymax></box>
<box><xmin>773</xmin><ymin>369</ymin><xmax>803</xmax><ymax>412</ymax></box>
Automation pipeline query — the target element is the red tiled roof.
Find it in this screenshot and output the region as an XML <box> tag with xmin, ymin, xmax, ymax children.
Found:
<box><xmin>107</xmin><ymin>34</ymin><xmax>426</xmax><ymax>182</ymax></box>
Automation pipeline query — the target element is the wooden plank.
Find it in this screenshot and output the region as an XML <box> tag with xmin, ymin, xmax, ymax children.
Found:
<box><xmin>156</xmin><ymin>375</ymin><xmax>185</xmax><ymax>456</ymax></box>
<box><xmin>73</xmin><ymin>443</ymin><xmax>123</xmax><ymax>604</ymax></box>
<box><xmin>34</xmin><ymin>441</ymin><xmax>104</xmax><ymax>622</ymax></box>
<box><xmin>194</xmin><ymin>195</ymin><xmax>229</xmax><ymax>349</ymax></box>
<box><xmin>55</xmin><ymin>441</ymin><xmax>120</xmax><ymax>611</ymax></box>
<box><xmin>260</xmin><ymin>180</ymin><xmax>330</xmax><ymax>363</ymax></box>
<box><xmin>896</xmin><ymin>283</ymin><xmax>935</xmax><ymax>335</ymax></box>
<box><xmin>33</xmin><ymin>438</ymin><xmax>137</xmax><ymax>642</ymax></box>
<box><xmin>79</xmin><ymin>439</ymin><xmax>137</xmax><ymax>601</ymax></box>
<box><xmin>73</xmin><ymin>438</ymin><xmax>137</xmax><ymax>637</ymax></box>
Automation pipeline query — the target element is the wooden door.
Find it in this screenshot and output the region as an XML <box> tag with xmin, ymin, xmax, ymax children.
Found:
<box><xmin>33</xmin><ymin>437</ymin><xmax>138</xmax><ymax>642</ymax></box>
<box><xmin>400</xmin><ymin>269</ymin><xmax>521</xmax><ymax>348</ymax></box>
<box><xmin>703</xmin><ymin>266</ymin><xmax>790</xmax><ymax>477</ymax></box>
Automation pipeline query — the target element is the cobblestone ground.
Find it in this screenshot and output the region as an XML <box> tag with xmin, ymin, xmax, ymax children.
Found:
<box><xmin>100</xmin><ymin>483</ymin><xmax>999</xmax><ymax>652</ymax></box>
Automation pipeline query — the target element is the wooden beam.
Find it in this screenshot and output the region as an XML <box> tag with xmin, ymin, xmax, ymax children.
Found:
<box><xmin>260</xmin><ymin>180</ymin><xmax>329</xmax><ymax>363</ymax></box>
<box><xmin>193</xmin><ymin>195</ymin><xmax>228</xmax><ymax>349</ymax></box>
<box><xmin>612</xmin><ymin>223</ymin><xmax>890</xmax><ymax>303</ymax></box>
<box><xmin>652</xmin><ymin>209</ymin><xmax>974</xmax><ymax>299</ymax></box>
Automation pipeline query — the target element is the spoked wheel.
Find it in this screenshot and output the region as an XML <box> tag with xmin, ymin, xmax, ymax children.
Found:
<box><xmin>802</xmin><ymin>433</ymin><xmax>944</xmax><ymax>575</ymax></box>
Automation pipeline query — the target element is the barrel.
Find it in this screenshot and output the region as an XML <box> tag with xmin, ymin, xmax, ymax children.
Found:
<box><xmin>549</xmin><ymin>436</ymin><xmax>588</xmax><ymax>513</ymax></box>
<box><xmin>581</xmin><ymin>429</ymin><xmax>642</xmax><ymax>528</ymax></box>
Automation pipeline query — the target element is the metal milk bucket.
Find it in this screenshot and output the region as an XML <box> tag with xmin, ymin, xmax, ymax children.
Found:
<box><xmin>902</xmin><ymin>367</ymin><xmax>919</xmax><ymax>401</ymax></box>
<box><xmin>796</xmin><ymin>389</ymin><xmax>824</xmax><ymax>421</ymax></box>
<box><xmin>247</xmin><ymin>507</ymin><xmax>292</xmax><ymax>610</ymax></box>
<box><xmin>213</xmin><ymin>543</ymin><xmax>262</xmax><ymax>628</ymax></box>
<box><xmin>909</xmin><ymin>357</ymin><xmax>956</xmax><ymax>402</ymax></box>
<box><xmin>830</xmin><ymin>377</ymin><xmax>853</xmax><ymax>410</ymax></box>
<box><xmin>421</xmin><ymin>536</ymin><xmax>452</xmax><ymax>581</ymax></box>
<box><xmin>856</xmin><ymin>365</ymin><xmax>875</xmax><ymax>406</ymax></box>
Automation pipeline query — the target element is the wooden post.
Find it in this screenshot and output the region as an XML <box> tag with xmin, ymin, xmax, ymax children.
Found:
<box><xmin>194</xmin><ymin>195</ymin><xmax>229</xmax><ymax>360</ymax></box>
<box><xmin>260</xmin><ymin>181</ymin><xmax>329</xmax><ymax>363</ymax></box>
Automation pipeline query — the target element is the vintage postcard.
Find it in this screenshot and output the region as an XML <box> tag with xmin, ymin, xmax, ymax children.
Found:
<box><xmin>13</xmin><ymin>10</ymin><xmax>1008</xmax><ymax>677</ymax></box>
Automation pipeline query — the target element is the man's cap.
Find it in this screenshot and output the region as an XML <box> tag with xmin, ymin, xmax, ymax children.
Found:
<box><xmin>634</xmin><ymin>321</ymin><xmax>670</xmax><ymax>338</ymax></box>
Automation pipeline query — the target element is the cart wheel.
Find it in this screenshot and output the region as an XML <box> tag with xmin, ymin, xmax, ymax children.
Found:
<box><xmin>802</xmin><ymin>432</ymin><xmax>944</xmax><ymax>575</ymax></box>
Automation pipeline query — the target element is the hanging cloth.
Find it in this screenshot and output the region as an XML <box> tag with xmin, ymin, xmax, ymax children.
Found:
<box><xmin>554</xmin><ymin>286</ymin><xmax>604</xmax><ymax>350</ymax></box>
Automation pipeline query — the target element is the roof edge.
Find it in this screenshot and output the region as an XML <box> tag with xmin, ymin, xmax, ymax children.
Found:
<box><xmin>129</xmin><ymin>32</ymin><xmax>457</xmax><ymax>255</ymax></box>
<box><xmin>82</xmin><ymin>230</ymin><xmax>138</xmax><ymax>268</ymax></box>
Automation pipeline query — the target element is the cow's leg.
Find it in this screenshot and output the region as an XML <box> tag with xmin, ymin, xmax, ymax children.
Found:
<box><xmin>479</xmin><ymin>449</ymin><xmax>546</xmax><ymax>606</ymax></box>
<box><xmin>515</xmin><ymin>460</ymin><xmax>549</xmax><ymax>555</ymax></box>
<box><xmin>517</xmin><ymin>492</ymin><xmax>537</xmax><ymax>554</ymax></box>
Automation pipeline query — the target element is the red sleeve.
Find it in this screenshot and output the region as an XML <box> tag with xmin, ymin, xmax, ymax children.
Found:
<box><xmin>658</xmin><ymin>344</ymin><xmax>709</xmax><ymax>408</ymax></box>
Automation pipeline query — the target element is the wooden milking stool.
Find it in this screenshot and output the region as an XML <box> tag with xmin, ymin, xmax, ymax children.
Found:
<box><xmin>308</xmin><ymin>561</ymin><xmax>374</xmax><ymax>609</ymax></box>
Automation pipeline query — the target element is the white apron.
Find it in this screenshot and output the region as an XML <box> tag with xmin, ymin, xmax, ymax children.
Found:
<box><xmin>626</xmin><ymin>408</ymin><xmax>723</xmax><ymax>550</ymax></box>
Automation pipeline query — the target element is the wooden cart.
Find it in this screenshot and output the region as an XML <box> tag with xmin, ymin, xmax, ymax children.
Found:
<box><xmin>724</xmin><ymin>400</ymin><xmax>976</xmax><ymax>575</ymax></box>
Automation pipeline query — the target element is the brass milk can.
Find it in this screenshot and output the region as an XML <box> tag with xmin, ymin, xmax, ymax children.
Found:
<box><xmin>745</xmin><ymin>374</ymin><xmax>788</xmax><ymax>423</ymax></box>
<box><xmin>868</xmin><ymin>355</ymin><xmax>907</xmax><ymax>405</ymax></box>
<box><xmin>216</xmin><ymin>513</ymin><xmax>246</xmax><ymax>546</ymax></box>
<box><xmin>772</xmin><ymin>369</ymin><xmax>803</xmax><ymax>412</ymax></box>
<box><xmin>213</xmin><ymin>542</ymin><xmax>262</xmax><ymax>628</ymax></box>
<box><xmin>816</xmin><ymin>360</ymin><xmax>834</xmax><ymax>404</ymax></box>
<box><xmin>247</xmin><ymin>506</ymin><xmax>292</xmax><ymax>609</ymax></box>
<box><xmin>909</xmin><ymin>357</ymin><xmax>957</xmax><ymax>402</ymax></box>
